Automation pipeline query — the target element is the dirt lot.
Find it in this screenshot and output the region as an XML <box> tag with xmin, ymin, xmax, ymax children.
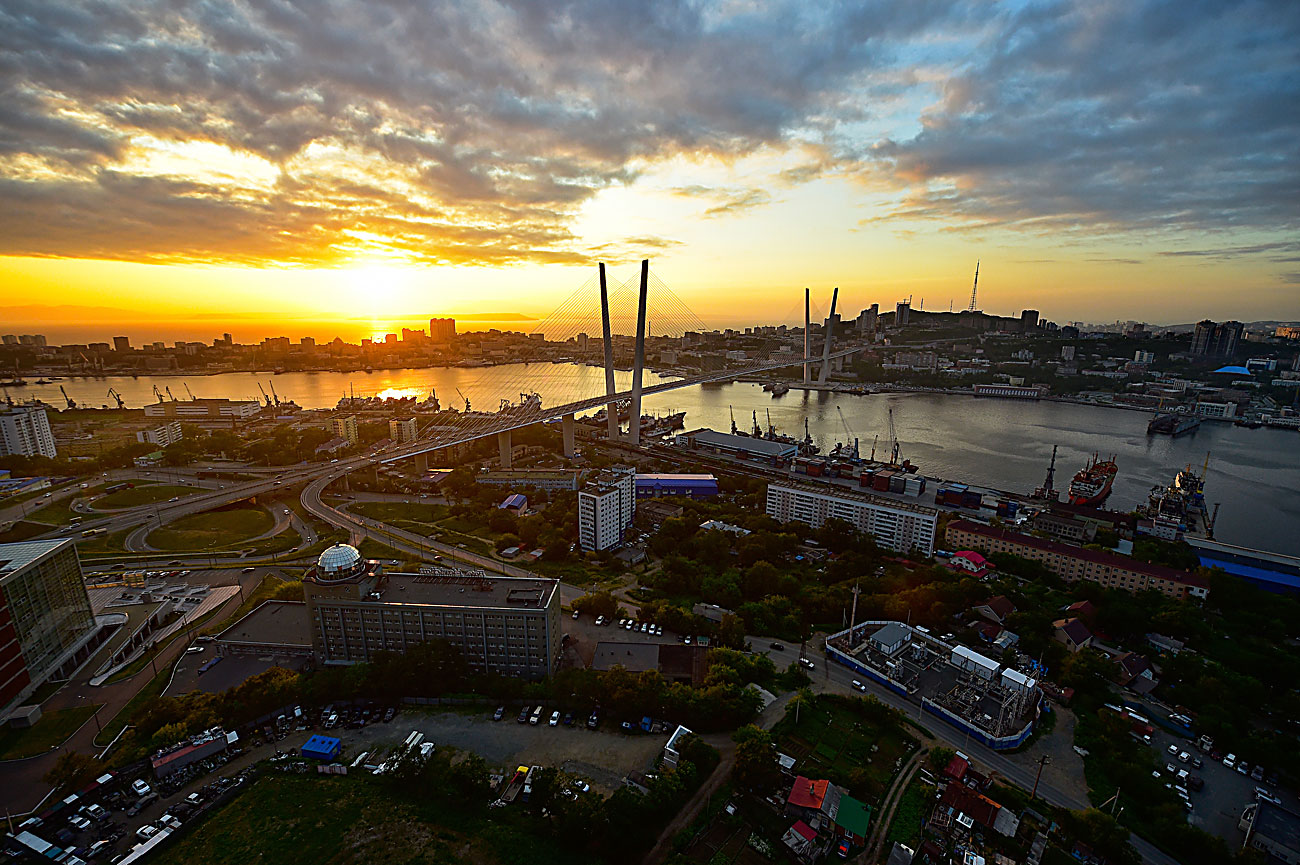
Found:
<box><xmin>344</xmin><ymin>708</ymin><xmax>666</xmax><ymax>793</ymax></box>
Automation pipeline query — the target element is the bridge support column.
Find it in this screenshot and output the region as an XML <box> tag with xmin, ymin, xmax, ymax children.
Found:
<box><xmin>414</xmin><ymin>452</ymin><xmax>429</xmax><ymax>473</ymax></box>
<box><xmin>803</xmin><ymin>287</ymin><xmax>811</xmax><ymax>384</ymax></box>
<box><xmin>600</xmin><ymin>262</ymin><xmax>620</xmax><ymax>441</ymax></box>
<box><xmin>562</xmin><ymin>413</ymin><xmax>576</xmax><ymax>458</ymax></box>
<box><xmin>628</xmin><ymin>258</ymin><xmax>649</xmax><ymax>446</ymax></box>
<box><xmin>498</xmin><ymin>430</ymin><xmax>512</xmax><ymax>468</ymax></box>
<box><xmin>818</xmin><ymin>286</ymin><xmax>839</xmax><ymax>384</ymax></box>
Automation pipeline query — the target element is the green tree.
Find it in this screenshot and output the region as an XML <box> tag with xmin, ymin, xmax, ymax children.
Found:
<box><xmin>44</xmin><ymin>751</ymin><xmax>99</xmax><ymax>793</ymax></box>
<box><xmin>732</xmin><ymin>725</ymin><xmax>780</xmax><ymax>791</ymax></box>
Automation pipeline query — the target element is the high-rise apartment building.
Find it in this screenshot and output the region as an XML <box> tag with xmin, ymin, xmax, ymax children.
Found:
<box><xmin>389</xmin><ymin>417</ymin><xmax>417</xmax><ymax>443</ymax></box>
<box><xmin>857</xmin><ymin>304</ymin><xmax>879</xmax><ymax>334</ymax></box>
<box><xmin>0</xmin><ymin>335</ymin><xmax>16</xmax><ymax>346</ymax></box>
<box><xmin>1020</xmin><ymin>309</ymin><xmax>1040</xmax><ymax>330</ymax></box>
<box><xmin>0</xmin><ymin>406</ymin><xmax>57</xmax><ymax>458</ymax></box>
<box><xmin>1191</xmin><ymin>320</ymin><xmax>1243</xmax><ymax>358</ymax></box>
<box><xmin>429</xmin><ymin>318</ymin><xmax>456</xmax><ymax>342</ymax></box>
<box><xmin>894</xmin><ymin>301</ymin><xmax>911</xmax><ymax>327</ymax></box>
<box><xmin>0</xmin><ymin>539</ymin><xmax>99</xmax><ymax>709</ymax></box>
<box><xmin>136</xmin><ymin>422</ymin><xmax>184</xmax><ymax>448</ymax></box>
<box><xmin>331</xmin><ymin>415</ymin><xmax>359</xmax><ymax>445</ymax></box>
<box><xmin>765</xmin><ymin>482</ymin><xmax>938</xmax><ymax>556</ymax></box>
<box><xmin>578</xmin><ymin>466</ymin><xmax>636</xmax><ymax>551</ymax></box>
<box><xmin>112</xmin><ymin>336</ymin><xmax>131</xmax><ymax>352</ymax></box>
<box><xmin>303</xmin><ymin>546</ymin><xmax>560</xmax><ymax>678</ymax></box>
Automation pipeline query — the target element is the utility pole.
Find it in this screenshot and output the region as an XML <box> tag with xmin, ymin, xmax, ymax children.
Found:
<box><xmin>1030</xmin><ymin>754</ymin><xmax>1051</xmax><ymax>801</ymax></box>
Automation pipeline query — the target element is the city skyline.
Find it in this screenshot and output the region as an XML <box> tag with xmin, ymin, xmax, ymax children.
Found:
<box><xmin>1</xmin><ymin>1</ymin><xmax>1297</xmax><ymax>328</ymax></box>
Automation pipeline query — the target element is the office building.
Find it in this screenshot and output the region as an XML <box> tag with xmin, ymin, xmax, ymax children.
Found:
<box><xmin>332</xmin><ymin>415</ymin><xmax>359</xmax><ymax>445</ymax></box>
<box><xmin>136</xmin><ymin>422</ymin><xmax>184</xmax><ymax>448</ymax></box>
<box><xmin>112</xmin><ymin>336</ymin><xmax>131</xmax><ymax>352</ymax></box>
<box><xmin>766</xmin><ymin>482</ymin><xmax>937</xmax><ymax>555</ymax></box>
<box><xmin>578</xmin><ymin>466</ymin><xmax>635</xmax><ymax>551</ymax></box>
<box><xmin>0</xmin><ymin>406</ymin><xmax>57</xmax><ymax>458</ymax></box>
<box><xmin>945</xmin><ymin>520</ymin><xmax>1208</xmax><ymax>601</ymax></box>
<box><xmin>143</xmin><ymin>398</ymin><xmax>260</xmax><ymax>420</ymax></box>
<box><xmin>1020</xmin><ymin>309</ymin><xmax>1040</xmax><ymax>330</ymax></box>
<box><xmin>635</xmin><ymin>474</ymin><xmax>719</xmax><ymax>499</ymax></box>
<box><xmin>389</xmin><ymin>417</ymin><xmax>417</xmax><ymax>443</ymax></box>
<box><xmin>429</xmin><ymin>318</ymin><xmax>456</xmax><ymax>342</ymax></box>
<box><xmin>0</xmin><ymin>540</ymin><xmax>99</xmax><ymax>710</ymax></box>
<box><xmin>303</xmin><ymin>546</ymin><xmax>560</xmax><ymax>678</ymax></box>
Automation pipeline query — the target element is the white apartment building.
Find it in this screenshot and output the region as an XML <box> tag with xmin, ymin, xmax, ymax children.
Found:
<box><xmin>0</xmin><ymin>406</ymin><xmax>57</xmax><ymax>458</ymax></box>
<box><xmin>136</xmin><ymin>421</ymin><xmax>184</xmax><ymax>447</ymax></box>
<box><xmin>765</xmin><ymin>482</ymin><xmax>938</xmax><ymax>555</ymax></box>
<box><xmin>389</xmin><ymin>417</ymin><xmax>417</xmax><ymax>443</ymax></box>
<box><xmin>332</xmin><ymin>415</ymin><xmax>359</xmax><ymax>445</ymax></box>
<box><xmin>578</xmin><ymin>467</ymin><xmax>635</xmax><ymax>551</ymax></box>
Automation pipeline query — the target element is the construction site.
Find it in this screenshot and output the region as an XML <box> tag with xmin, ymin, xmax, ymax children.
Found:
<box><xmin>826</xmin><ymin>620</ymin><xmax>1042</xmax><ymax>750</ymax></box>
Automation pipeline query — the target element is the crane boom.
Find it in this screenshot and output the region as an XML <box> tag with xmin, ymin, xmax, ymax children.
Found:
<box><xmin>107</xmin><ymin>388</ymin><xmax>125</xmax><ymax>409</ymax></box>
<box><xmin>59</xmin><ymin>385</ymin><xmax>76</xmax><ymax>409</ymax></box>
<box><xmin>455</xmin><ymin>388</ymin><xmax>470</xmax><ymax>412</ymax></box>
<box><xmin>184</xmin><ymin>382</ymin><xmax>196</xmax><ymax>400</ymax></box>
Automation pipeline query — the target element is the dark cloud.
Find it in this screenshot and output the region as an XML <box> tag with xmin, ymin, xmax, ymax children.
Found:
<box><xmin>1158</xmin><ymin>241</ymin><xmax>1300</xmax><ymax>260</ymax></box>
<box><xmin>862</xmin><ymin>0</ymin><xmax>1300</xmax><ymax>238</ymax></box>
<box><xmin>0</xmin><ymin>0</ymin><xmax>1293</xmax><ymax>267</ymax></box>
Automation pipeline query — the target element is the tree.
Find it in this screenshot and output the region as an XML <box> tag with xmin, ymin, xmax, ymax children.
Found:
<box><xmin>742</xmin><ymin>561</ymin><xmax>781</xmax><ymax>602</ymax></box>
<box><xmin>732</xmin><ymin>725</ymin><xmax>780</xmax><ymax>791</ymax></box>
<box><xmin>44</xmin><ymin>751</ymin><xmax>99</xmax><ymax>793</ymax></box>
<box><xmin>573</xmin><ymin>591</ymin><xmax>619</xmax><ymax>620</ymax></box>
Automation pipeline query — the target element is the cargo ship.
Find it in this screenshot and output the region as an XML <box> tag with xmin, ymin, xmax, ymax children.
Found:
<box><xmin>1147</xmin><ymin>412</ymin><xmax>1201</xmax><ymax>437</ymax></box>
<box><xmin>1067</xmin><ymin>454</ymin><xmax>1117</xmax><ymax>505</ymax></box>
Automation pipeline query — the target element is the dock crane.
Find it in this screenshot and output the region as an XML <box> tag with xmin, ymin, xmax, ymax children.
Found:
<box><xmin>729</xmin><ymin>405</ymin><xmax>738</xmax><ymax>435</ymax></box>
<box><xmin>766</xmin><ymin>409</ymin><xmax>775</xmax><ymax>440</ymax></box>
<box><xmin>752</xmin><ymin>410</ymin><xmax>761</xmax><ymax>438</ymax></box>
<box><xmin>886</xmin><ymin>407</ymin><xmax>900</xmax><ymax>466</ymax></box>
<box><xmin>184</xmin><ymin>382</ymin><xmax>196</xmax><ymax>400</ymax></box>
<box><xmin>836</xmin><ymin>406</ymin><xmax>859</xmax><ymax>460</ymax></box>
<box><xmin>107</xmin><ymin>388</ymin><xmax>125</xmax><ymax>409</ymax></box>
<box><xmin>165</xmin><ymin>386</ymin><xmax>177</xmax><ymax>402</ymax></box>
<box><xmin>456</xmin><ymin>388</ymin><xmax>471</xmax><ymax>412</ymax></box>
<box><xmin>269</xmin><ymin>381</ymin><xmax>281</xmax><ymax>407</ymax></box>
<box><xmin>257</xmin><ymin>382</ymin><xmax>272</xmax><ymax>407</ymax></box>
<box><xmin>152</xmin><ymin>384</ymin><xmax>164</xmax><ymax>403</ymax></box>
<box><xmin>59</xmin><ymin>385</ymin><xmax>76</xmax><ymax>409</ymax></box>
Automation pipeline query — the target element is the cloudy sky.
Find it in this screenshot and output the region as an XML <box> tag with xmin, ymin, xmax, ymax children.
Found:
<box><xmin>1</xmin><ymin>0</ymin><xmax>1297</xmax><ymax>337</ymax></box>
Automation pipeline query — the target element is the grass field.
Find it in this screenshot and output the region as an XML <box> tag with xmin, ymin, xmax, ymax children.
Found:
<box><xmin>93</xmin><ymin>484</ymin><xmax>199</xmax><ymax>509</ymax></box>
<box><xmin>25</xmin><ymin>500</ymin><xmax>86</xmax><ymax>526</ymax></box>
<box><xmin>147</xmin><ymin>506</ymin><xmax>275</xmax><ymax>551</ymax></box>
<box><xmin>350</xmin><ymin>501</ymin><xmax>447</xmax><ymax>526</ymax></box>
<box><xmin>155</xmin><ymin>774</ymin><xmax>602</xmax><ymax>865</ymax></box>
<box><xmin>771</xmin><ymin>694</ymin><xmax>917</xmax><ymax>807</ymax></box>
<box><xmin>0</xmin><ymin>520</ymin><xmax>51</xmax><ymax>544</ymax></box>
<box><xmin>0</xmin><ymin>705</ymin><xmax>100</xmax><ymax>759</ymax></box>
<box><xmin>883</xmin><ymin>778</ymin><xmax>934</xmax><ymax>847</ymax></box>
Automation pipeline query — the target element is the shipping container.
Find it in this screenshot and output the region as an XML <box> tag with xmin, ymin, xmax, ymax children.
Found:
<box><xmin>904</xmin><ymin>475</ymin><xmax>926</xmax><ymax>496</ymax></box>
<box><xmin>961</xmin><ymin>491</ymin><xmax>983</xmax><ymax>509</ymax></box>
<box><xmin>872</xmin><ymin>471</ymin><xmax>894</xmax><ymax>492</ymax></box>
<box><xmin>943</xmin><ymin>490</ymin><xmax>966</xmax><ymax>507</ymax></box>
<box><xmin>889</xmin><ymin>474</ymin><xmax>906</xmax><ymax>493</ymax></box>
<box><xmin>860</xmin><ymin>470</ymin><xmax>875</xmax><ymax>488</ymax></box>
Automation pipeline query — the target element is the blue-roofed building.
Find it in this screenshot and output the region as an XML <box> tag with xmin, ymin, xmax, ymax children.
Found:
<box><xmin>301</xmin><ymin>734</ymin><xmax>342</xmax><ymax>761</ymax></box>
<box><xmin>635</xmin><ymin>473</ymin><xmax>719</xmax><ymax>499</ymax></box>
<box><xmin>499</xmin><ymin>493</ymin><xmax>528</xmax><ymax>513</ymax></box>
<box><xmin>1210</xmin><ymin>365</ymin><xmax>1252</xmax><ymax>376</ymax></box>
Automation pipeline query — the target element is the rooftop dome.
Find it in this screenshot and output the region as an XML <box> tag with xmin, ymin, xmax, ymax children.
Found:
<box><xmin>317</xmin><ymin>543</ymin><xmax>362</xmax><ymax>575</ymax></box>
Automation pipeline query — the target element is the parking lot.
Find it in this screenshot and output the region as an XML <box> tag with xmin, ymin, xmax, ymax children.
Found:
<box><xmin>1147</xmin><ymin>725</ymin><xmax>1295</xmax><ymax>843</ymax></box>
<box><xmin>344</xmin><ymin>707</ymin><xmax>667</xmax><ymax>793</ymax></box>
<box><xmin>563</xmin><ymin>610</ymin><xmax>685</xmax><ymax>668</ymax></box>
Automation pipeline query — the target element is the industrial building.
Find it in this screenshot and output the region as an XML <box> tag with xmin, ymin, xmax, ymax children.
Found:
<box><xmin>945</xmin><ymin>520</ymin><xmax>1209</xmax><ymax>602</ymax></box>
<box><xmin>136</xmin><ymin>421</ymin><xmax>184</xmax><ymax>448</ymax></box>
<box><xmin>635</xmin><ymin>473</ymin><xmax>719</xmax><ymax>499</ymax></box>
<box><xmin>143</xmin><ymin>397</ymin><xmax>260</xmax><ymax>420</ymax></box>
<box><xmin>214</xmin><ymin>600</ymin><xmax>313</xmax><ymax>659</ymax></box>
<box><xmin>0</xmin><ymin>405</ymin><xmax>56</xmax><ymax>458</ymax></box>
<box><xmin>303</xmin><ymin>547</ymin><xmax>561</xmax><ymax>678</ymax></box>
<box><xmin>151</xmin><ymin>728</ymin><xmax>233</xmax><ymax>778</ymax></box>
<box><xmin>0</xmin><ymin>539</ymin><xmax>100</xmax><ymax>710</ymax></box>
<box><xmin>765</xmin><ymin>482</ymin><xmax>938</xmax><ymax>555</ymax></box>
<box><xmin>578</xmin><ymin>466</ymin><xmax>635</xmax><ymax>551</ymax></box>
<box><xmin>1240</xmin><ymin>800</ymin><xmax>1300</xmax><ymax>864</ymax></box>
<box><xmin>675</xmin><ymin>428</ymin><xmax>797</xmax><ymax>462</ymax></box>
<box><xmin>475</xmin><ymin>469</ymin><xmax>581</xmax><ymax>492</ymax></box>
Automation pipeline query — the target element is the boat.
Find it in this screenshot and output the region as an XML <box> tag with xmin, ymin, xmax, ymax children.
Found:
<box><xmin>1140</xmin><ymin>459</ymin><xmax>1210</xmax><ymax>537</ymax></box>
<box><xmin>1147</xmin><ymin>412</ymin><xmax>1201</xmax><ymax>436</ymax></box>
<box><xmin>0</xmin><ymin>380</ymin><xmax>25</xmax><ymax>388</ymax></box>
<box><xmin>1067</xmin><ymin>454</ymin><xmax>1117</xmax><ymax>506</ymax></box>
<box><xmin>769</xmin><ymin>382</ymin><xmax>789</xmax><ymax>396</ymax></box>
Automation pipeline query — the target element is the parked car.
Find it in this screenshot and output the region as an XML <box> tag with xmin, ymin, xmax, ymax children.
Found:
<box><xmin>136</xmin><ymin>825</ymin><xmax>159</xmax><ymax>842</ymax></box>
<box><xmin>492</xmin><ymin>706</ymin><xmax>505</xmax><ymax>721</ymax></box>
<box><xmin>549</xmin><ymin>711</ymin><xmax>561</xmax><ymax>727</ymax></box>
<box><xmin>131</xmin><ymin>780</ymin><xmax>151</xmax><ymax>797</ymax></box>
<box><xmin>851</xmin><ymin>680</ymin><xmax>867</xmax><ymax>693</ymax></box>
<box><xmin>563</xmin><ymin>712</ymin><xmax>574</xmax><ymax>726</ymax></box>
<box><xmin>530</xmin><ymin>706</ymin><xmax>543</xmax><ymax>725</ymax></box>
<box><xmin>770</xmin><ymin>642</ymin><xmax>785</xmax><ymax>651</ymax></box>
<box><xmin>517</xmin><ymin>706</ymin><xmax>531</xmax><ymax>724</ymax></box>
<box><xmin>587</xmin><ymin>711</ymin><xmax>599</xmax><ymax>730</ymax></box>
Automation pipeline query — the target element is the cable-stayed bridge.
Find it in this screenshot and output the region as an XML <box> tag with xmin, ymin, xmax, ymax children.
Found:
<box><xmin>378</xmin><ymin>260</ymin><xmax>854</xmax><ymax>466</ymax></box>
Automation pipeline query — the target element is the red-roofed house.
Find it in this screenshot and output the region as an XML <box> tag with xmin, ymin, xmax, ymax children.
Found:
<box><xmin>973</xmin><ymin>595</ymin><xmax>1015</xmax><ymax>624</ymax></box>
<box><xmin>949</xmin><ymin>551</ymin><xmax>993</xmax><ymax>579</ymax></box>
<box><xmin>1066</xmin><ymin>599</ymin><xmax>1097</xmax><ymax>621</ymax></box>
<box><xmin>938</xmin><ymin>784</ymin><xmax>1020</xmax><ymax>837</ymax></box>
<box><xmin>785</xmin><ymin>775</ymin><xmax>843</xmax><ymax>828</ymax></box>
<box><xmin>944</xmin><ymin>752</ymin><xmax>970</xmax><ymax>782</ymax></box>
<box><xmin>1115</xmin><ymin>652</ymin><xmax>1158</xmax><ymax>693</ymax></box>
<box><xmin>1053</xmin><ymin>617</ymin><xmax>1093</xmax><ymax>653</ymax></box>
<box><xmin>781</xmin><ymin>820</ymin><xmax>820</xmax><ymax>861</ymax></box>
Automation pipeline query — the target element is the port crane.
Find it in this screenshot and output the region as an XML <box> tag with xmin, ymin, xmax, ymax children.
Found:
<box><xmin>257</xmin><ymin>382</ymin><xmax>272</xmax><ymax>407</ymax></box>
<box><xmin>836</xmin><ymin>406</ymin><xmax>859</xmax><ymax>460</ymax></box>
<box><xmin>1034</xmin><ymin>445</ymin><xmax>1058</xmax><ymax>500</ymax></box>
<box><xmin>456</xmin><ymin>388</ymin><xmax>471</xmax><ymax>412</ymax></box>
<box><xmin>165</xmin><ymin>386</ymin><xmax>177</xmax><ymax>402</ymax></box>
<box><xmin>107</xmin><ymin>388</ymin><xmax>125</xmax><ymax>409</ymax></box>
<box><xmin>766</xmin><ymin>409</ymin><xmax>775</xmax><ymax>440</ymax></box>
<box><xmin>184</xmin><ymin>382</ymin><xmax>196</xmax><ymax>400</ymax></box>
<box><xmin>269</xmin><ymin>381</ymin><xmax>281</xmax><ymax>407</ymax></box>
<box><xmin>59</xmin><ymin>385</ymin><xmax>76</xmax><ymax>409</ymax></box>
<box><xmin>886</xmin><ymin>407</ymin><xmax>900</xmax><ymax>465</ymax></box>
<box><xmin>729</xmin><ymin>405</ymin><xmax>738</xmax><ymax>435</ymax></box>
<box><xmin>752</xmin><ymin>410</ymin><xmax>761</xmax><ymax>438</ymax></box>
<box><xmin>152</xmin><ymin>384</ymin><xmax>165</xmax><ymax>403</ymax></box>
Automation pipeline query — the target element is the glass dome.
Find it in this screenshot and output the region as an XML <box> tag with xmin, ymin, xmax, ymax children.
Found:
<box><xmin>317</xmin><ymin>543</ymin><xmax>362</xmax><ymax>575</ymax></box>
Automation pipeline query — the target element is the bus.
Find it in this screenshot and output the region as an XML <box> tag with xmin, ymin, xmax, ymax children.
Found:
<box><xmin>81</xmin><ymin>528</ymin><xmax>106</xmax><ymax>537</ymax></box>
<box><xmin>104</xmin><ymin>482</ymin><xmax>133</xmax><ymax>493</ymax></box>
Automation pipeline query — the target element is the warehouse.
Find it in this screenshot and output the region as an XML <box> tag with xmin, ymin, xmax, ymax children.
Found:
<box><xmin>301</xmin><ymin>735</ymin><xmax>342</xmax><ymax>761</ymax></box>
<box><xmin>676</xmin><ymin>428</ymin><xmax>797</xmax><ymax>462</ymax></box>
<box><xmin>635</xmin><ymin>473</ymin><xmax>719</xmax><ymax>499</ymax></box>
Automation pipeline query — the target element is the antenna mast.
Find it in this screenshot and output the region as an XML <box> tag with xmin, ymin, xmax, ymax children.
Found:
<box><xmin>968</xmin><ymin>260</ymin><xmax>980</xmax><ymax>311</ymax></box>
